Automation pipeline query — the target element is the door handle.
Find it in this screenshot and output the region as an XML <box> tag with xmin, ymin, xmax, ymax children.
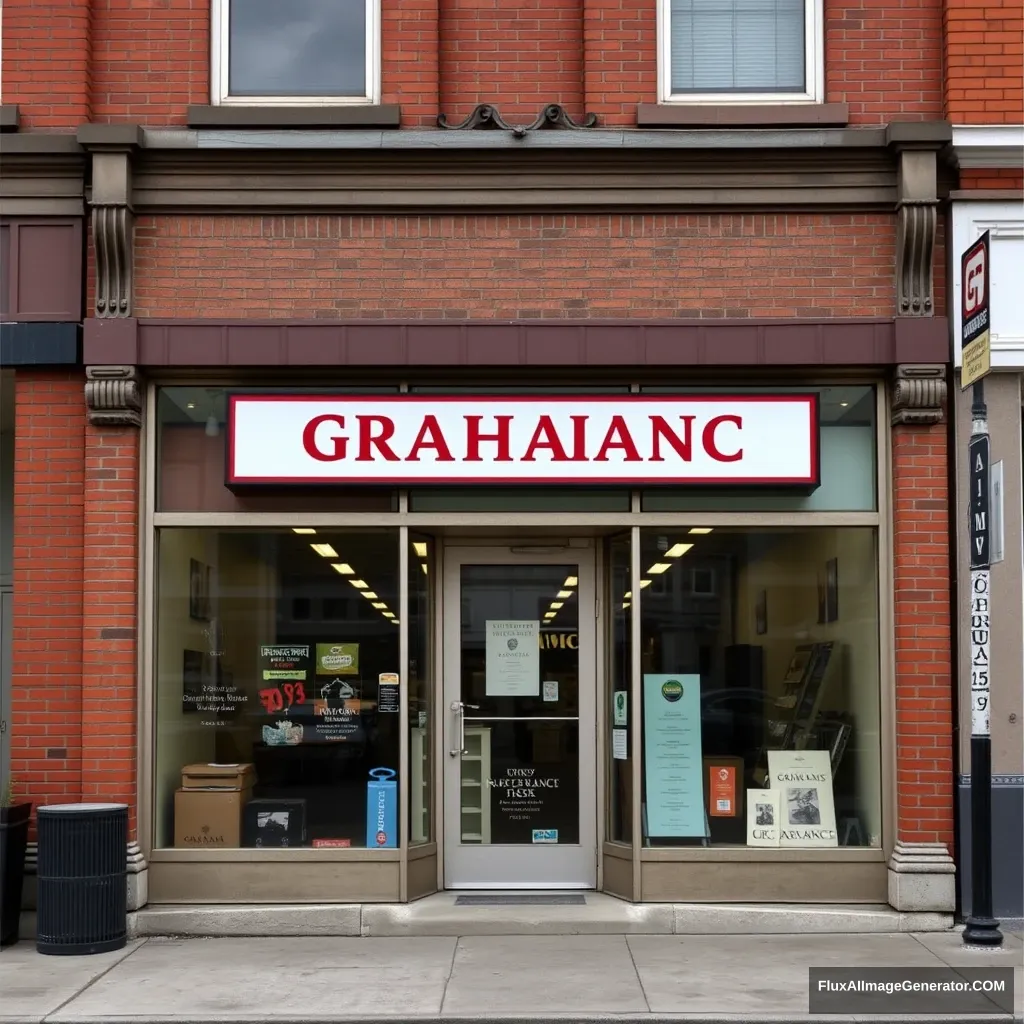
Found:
<box><xmin>449</xmin><ymin>700</ymin><xmax>480</xmax><ymax>757</ymax></box>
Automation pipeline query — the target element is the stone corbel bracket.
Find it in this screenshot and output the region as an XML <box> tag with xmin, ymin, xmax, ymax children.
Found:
<box><xmin>85</xmin><ymin>365</ymin><xmax>142</xmax><ymax>427</ymax></box>
<box><xmin>891</xmin><ymin>364</ymin><xmax>947</xmax><ymax>425</ymax></box>
<box><xmin>887</xmin><ymin>123</ymin><xmax>951</xmax><ymax>318</ymax></box>
<box><xmin>78</xmin><ymin>124</ymin><xmax>143</xmax><ymax>318</ymax></box>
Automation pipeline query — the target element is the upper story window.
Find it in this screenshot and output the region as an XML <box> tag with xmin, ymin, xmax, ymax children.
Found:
<box><xmin>660</xmin><ymin>0</ymin><xmax>823</xmax><ymax>103</ymax></box>
<box><xmin>213</xmin><ymin>0</ymin><xmax>379</xmax><ymax>105</ymax></box>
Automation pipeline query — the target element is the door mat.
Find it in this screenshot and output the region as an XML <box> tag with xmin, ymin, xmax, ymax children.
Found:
<box><xmin>454</xmin><ymin>894</ymin><xmax>587</xmax><ymax>906</ymax></box>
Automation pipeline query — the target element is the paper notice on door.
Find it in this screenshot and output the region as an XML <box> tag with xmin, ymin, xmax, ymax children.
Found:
<box><xmin>485</xmin><ymin>620</ymin><xmax>540</xmax><ymax>696</ymax></box>
<box><xmin>542</xmin><ymin>680</ymin><xmax>558</xmax><ymax>702</ymax></box>
<box><xmin>612</xmin><ymin>728</ymin><xmax>628</xmax><ymax>760</ymax></box>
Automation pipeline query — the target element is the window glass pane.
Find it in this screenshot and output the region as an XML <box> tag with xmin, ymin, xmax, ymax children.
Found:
<box><xmin>641</xmin><ymin>385</ymin><xmax>876</xmax><ymax>511</ymax></box>
<box><xmin>638</xmin><ymin>527</ymin><xmax>881</xmax><ymax>849</ymax></box>
<box><xmin>608</xmin><ymin>533</ymin><xmax>632</xmax><ymax>843</ymax></box>
<box><xmin>670</xmin><ymin>0</ymin><xmax>806</xmax><ymax>93</ymax></box>
<box><xmin>157</xmin><ymin>387</ymin><xmax>398</xmax><ymax>512</ymax></box>
<box><xmin>408</xmin><ymin>488</ymin><xmax>630</xmax><ymax>512</ymax></box>
<box><xmin>409</xmin><ymin>533</ymin><xmax>434</xmax><ymax>844</ymax></box>
<box><xmin>156</xmin><ymin>528</ymin><xmax>400</xmax><ymax>850</ymax></box>
<box><xmin>228</xmin><ymin>0</ymin><xmax>367</xmax><ymax>97</ymax></box>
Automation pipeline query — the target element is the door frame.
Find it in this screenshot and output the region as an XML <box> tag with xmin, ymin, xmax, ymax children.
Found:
<box><xmin>441</xmin><ymin>544</ymin><xmax>599</xmax><ymax>889</ymax></box>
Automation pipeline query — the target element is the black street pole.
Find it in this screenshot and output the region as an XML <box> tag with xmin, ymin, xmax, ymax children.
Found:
<box><xmin>962</xmin><ymin>377</ymin><xmax>1002</xmax><ymax>947</ymax></box>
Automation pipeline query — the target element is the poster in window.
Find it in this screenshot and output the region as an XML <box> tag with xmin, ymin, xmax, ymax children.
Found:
<box><xmin>485</xmin><ymin>620</ymin><xmax>540</xmax><ymax>697</ymax></box>
<box><xmin>316</xmin><ymin>643</ymin><xmax>359</xmax><ymax>676</ymax></box>
<box><xmin>746</xmin><ymin>789</ymin><xmax>781</xmax><ymax>847</ymax></box>
<box><xmin>767</xmin><ymin>749</ymin><xmax>838</xmax><ymax>848</ymax></box>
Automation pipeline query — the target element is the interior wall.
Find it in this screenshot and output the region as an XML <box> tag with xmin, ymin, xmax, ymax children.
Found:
<box><xmin>734</xmin><ymin>528</ymin><xmax>882</xmax><ymax>845</ymax></box>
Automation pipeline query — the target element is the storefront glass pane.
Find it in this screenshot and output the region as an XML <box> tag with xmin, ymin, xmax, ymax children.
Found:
<box><xmin>156</xmin><ymin>387</ymin><xmax>398</xmax><ymax>512</ymax></box>
<box><xmin>409</xmin><ymin>533</ymin><xmax>434</xmax><ymax>844</ymax></box>
<box><xmin>608</xmin><ymin>533</ymin><xmax>632</xmax><ymax>844</ymax></box>
<box><xmin>641</xmin><ymin>385</ymin><xmax>877</xmax><ymax>511</ymax></box>
<box><xmin>409</xmin><ymin>488</ymin><xmax>630</xmax><ymax>512</ymax></box>
<box><xmin>155</xmin><ymin>528</ymin><xmax>401</xmax><ymax>850</ymax></box>
<box><xmin>637</xmin><ymin>526</ymin><xmax>881</xmax><ymax>849</ymax></box>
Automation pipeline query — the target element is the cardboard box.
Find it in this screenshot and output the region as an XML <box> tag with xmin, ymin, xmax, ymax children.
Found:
<box><xmin>174</xmin><ymin>787</ymin><xmax>252</xmax><ymax>848</ymax></box>
<box><xmin>181</xmin><ymin>762</ymin><xmax>255</xmax><ymax>790</ymax></box>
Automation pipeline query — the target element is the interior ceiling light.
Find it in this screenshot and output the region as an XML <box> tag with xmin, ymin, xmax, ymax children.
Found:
<box><xmin>556</xmin><ymin>590</ymin><xmax>573</xmax><ymax>599</ymax></box>
<box><xmin>310</xmin><ymin>543</ymin><xmax>338</xmax><ymax>558</ymax></box>
<box><xmin>639</xmin><ymin>579</ymin><xmax>652</xmax><ymax>589</ymax></box>
<box><xmin>647</xmin><ymin>563</ymin><xmax>671</xmax><ymax>575</ymax></box>
<box><xmin>665</xmin><ymin>543</ymin><xmax>694</xmax><ymax>558</ymax></box>
<box><xmin>549</xmin><ymin>601</ymin><xmax>564</xmax><ymax>610</ymax></box>
<box><xmin>372</xmin><ymin>602</ymin><xmax>388</xmax><ymax>610</ymax></box>
<box><xmin>382</xmin><ymin>611</ymin><xmax>395</xmax><ymax>618</ymax></box>
<box><xmin>689</xmin><ymin>528</ymin><xmax>713</xmax><ymax>535</ymax></box>
<box><xmin>622</xmin><ymin>602</ymin><xmax>631</xmax><ymax>610</ymax></box>
<box><xmin>361</xmin><ymin>591</ymin><xmax>378</xmax><ymax>600</ymax></box>
<box><xmin>421</xmin><ymin>563</ymin><xmax>428</xmax><ymax>574</ymax></box>
<box><xmin>563</xmin><ymin>576</ymin><xmax>578</xmax><ymax>588</ymax></box>
<box><xmin>412</xmin><ymin>542</ymin><xmax>428</xmax><ymax>558</ymax></box>
<box><xmin>623</xmin><ymin>591</ymin><xmax>632</xmax><ymax>600</ymax></box>
<box><xmin>185</xmin><ymin>402</ymin><xmax>196</xmax><ymax>410</ymax></box>
<box><xmin>390</xmin><ymin>619</ymin><xmax>400</xmax><ymax>624</ymax></box>
<box><xmin>331</xmin><ymin>563</ymin><xmax>354</xmax><ymax>575</ymax></box>
<box><xmin>293</xmin><ymin>528</ymin><xmax>317</xmax><ymax>535</ymax></box>
<box><xmin>544</xmin><ymin>611</ymin><xmax>555</xmax><ymax>619</ymax></box>
<box><xmin>348</xmin><ymin>579</ymin><xmax>368</xmax><ymax>589</ymax></box>
<box><xmin>840</xmin><ymin>401</ymin><xmax>849</xmax><ymax>407</ymax></box>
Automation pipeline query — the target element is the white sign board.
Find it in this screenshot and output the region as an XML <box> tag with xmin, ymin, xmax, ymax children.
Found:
<box><xmin>767</xmin><ymin>749</ymin><xmax>838</xmax><ymax>848</ymax></box>
<box><xmin>227</xmin><ymin>395</ymin><xmax>819</xmax><ymax>486</ymax></box>
<box><xmin>485</xmin><ymin>620</ymin><xmax>540</xmax><ymax>697</ymax></box>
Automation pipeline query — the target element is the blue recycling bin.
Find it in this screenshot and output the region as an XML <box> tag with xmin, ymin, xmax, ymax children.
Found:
<box><xmin>366</xmin><ymin>768</ymin><xmax>397</xmax><ymax>848</ymax></box>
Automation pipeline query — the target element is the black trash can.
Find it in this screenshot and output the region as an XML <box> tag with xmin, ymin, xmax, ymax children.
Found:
<box><xmin>37</xmin><ymin>803</ymin><xmax>128</xmax><ymax>955</ymax></box>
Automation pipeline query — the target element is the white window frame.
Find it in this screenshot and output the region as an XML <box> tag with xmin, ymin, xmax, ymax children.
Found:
<box><xmin>657</xmin><ymin>0</ymin><xmax>824</xmax><ymax>105</ymax></box>
<box><xmin>211</xmin><ymin>0</ymin><xmax>381</xmax><ymax>106</ymax></box>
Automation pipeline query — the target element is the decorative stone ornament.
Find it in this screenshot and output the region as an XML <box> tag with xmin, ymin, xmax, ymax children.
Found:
<box><xmin>894</xmin><ymin>146</ymin><xmax>941</xmax><ymax>318</ymax></box>
<box><xmin>85</xmin><ymin>365</ymin><xmax>142</xmax><ymax>428</ymax></box>
<box><xmin>438</xmin><ymin>103</ymin><xmax>598</xmax><ymax>137</ymax></box>
<box><xmin>891</xmin><ymin>364</ymin><xmax>947</xmax><ymax>425</ymax></box>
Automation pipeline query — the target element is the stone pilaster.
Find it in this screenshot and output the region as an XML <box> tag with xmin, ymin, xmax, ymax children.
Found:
<box><xmin>888</xmin><ymin>841</ymin><xmax>956</xmax><ymax>912</ymax></box>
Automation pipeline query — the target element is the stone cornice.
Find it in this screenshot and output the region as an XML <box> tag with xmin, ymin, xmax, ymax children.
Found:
<box><xmin>950</xmin><ymin>125</ymin><xmax>1024</xmax><ymax>169</ymax></box>
<box><xmin>0</xmin><ymin>133</ymin><xmax>86</xmax><ymax>216</ymax></box>
<box><xmin>1</xmin><ymin>122</ymin><xmax>956</xmax><ymax>215</ymax></box>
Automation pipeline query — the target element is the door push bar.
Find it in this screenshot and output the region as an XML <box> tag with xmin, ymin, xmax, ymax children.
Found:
<box><xmin>449</xmin><ymin>699</ymin><xmax>480</xmax><ymax>756</ymax></box>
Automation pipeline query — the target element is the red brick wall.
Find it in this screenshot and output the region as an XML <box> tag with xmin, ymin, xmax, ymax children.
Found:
<box><xmin>11</xmin><ymin>373</ymin><xmax>86</xmax><ymax>822</ymax></box>
<box><xmin>134</xmin><ymin>212</ymin><xmax>898</xmax><ymax>319</ymax></box>
<box><xmin>1</xmin><ymin>0</ymin><xmax>92</xmax><ymax>129</ymax></box>
<box><xmin>827</xmin><ymin>0</ymin><xmax>945</xmax><ymax>123</ymax></box>
<box><xmin>81</xmin><ymin>425</ymin><xmax>140</xmax><ymax>836</ymax></box>
<box><xmin>892</xmin><ymin>421</ymin><xmax>955</xmax><ymax>849</ymax></box>
<box><xmin>439</xmin><ymin>0</ymin><xmax>585</xmax><ymax>124</ymax></box>
<box><xmin>89</xmin><ymin>0</ymin><xmax>209</xmax><ymax>126</ymax></box>
<box><xmin>959</xmin><ymin>169</ymin><xmax>1024</xmax><ymax>190</ymax></box>
<box><xmin>945</xmin><ymin>0</ymin><xmax>1024</xmax><ymax>123</ymax></box>
<box><xmin>384</xmin><ymin>0</ymin><xmax>440</xmax><ymax>127</ymax></box>
<box><xmin>2</xmin><ymin>0</ymin><xmax>957</xmax><ymax>129</ymax></box>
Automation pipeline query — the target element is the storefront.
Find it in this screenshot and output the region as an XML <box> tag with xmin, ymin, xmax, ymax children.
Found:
<box><xmin>140</xmin><ymin>366</ymin><xmax>901</xmax><ymax>905</ymax></box>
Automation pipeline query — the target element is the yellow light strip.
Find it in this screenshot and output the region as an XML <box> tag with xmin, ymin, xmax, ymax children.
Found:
<box><xmin>665</xmin><ymin>543</ymin><xmax>693</xmax><ymax>558</ymax></box>
<box><xmin>310</xmin><ymin>543</ymin><xmax>338</xmax><ymax>558</ymax></box>
<box><xmin>689</xmin><ymin>527</ymin><xmax>713</xmax><ymax>535</ymax></box>
<box><xmin>647</xmin><ymin>563</ymin><xmax>671</xmax><ymax>574</ymax></box>
<box><xmin>331</xmin><ymin>563</ymin><xmax>354</xmax><ymax>575</ymax></box>
<box><xmin>293</xmin><ymin>528</ymin><xmax>317</xmax><ymax>535</ymax></box>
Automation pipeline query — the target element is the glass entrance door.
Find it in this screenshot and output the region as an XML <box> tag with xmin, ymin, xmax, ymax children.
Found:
<box><xmin>442</xmin><ymin>547</ymin><xmax>597</xmax><ymax>888</ymax></box>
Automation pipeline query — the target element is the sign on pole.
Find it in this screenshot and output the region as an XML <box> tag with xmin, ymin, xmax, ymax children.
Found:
<box><xmin>961</xmin><ymin>231</ymin><xmax>991</xmax><ymax>390</ymax></box>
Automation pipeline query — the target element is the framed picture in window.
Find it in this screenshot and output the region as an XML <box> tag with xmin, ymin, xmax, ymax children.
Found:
<box><xmin>189</xmin><ymin>558</ymin><xmax>209</xmax><ymax>621</ymax></box>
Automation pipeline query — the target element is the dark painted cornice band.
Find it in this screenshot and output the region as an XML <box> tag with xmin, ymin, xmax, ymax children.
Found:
<box><xmin>84</xmin><ymin>317</ymin><xmax>949</xmax><ymax>370</ymax></box>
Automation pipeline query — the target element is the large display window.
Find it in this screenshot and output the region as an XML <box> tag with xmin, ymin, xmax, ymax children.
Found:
<box><xmin>154</xmin><ymin>528</ymin><xmax>404</xmax><ymax>850</ymax></box>
<box><xmin>636</xmin><ymin>526</ymin><xmax>882</xmax><ymax>850</ymax></box>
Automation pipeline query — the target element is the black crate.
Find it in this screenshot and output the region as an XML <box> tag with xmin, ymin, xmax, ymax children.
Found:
<box><xmin>243</xmin><ymin>799</ymin><xmax>307</xmax><ymax>847</ymax></box>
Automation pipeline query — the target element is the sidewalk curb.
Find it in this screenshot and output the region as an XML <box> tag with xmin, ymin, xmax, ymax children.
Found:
<box><xmin>38</xmin><ymin>1016</ymin><xmax>1024</xmax><ymax>1024</ymax></box>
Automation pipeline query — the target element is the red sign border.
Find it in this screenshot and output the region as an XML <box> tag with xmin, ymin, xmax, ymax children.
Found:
<box><xmin>225</xmin><ymin>392</ymin><xmax>820</xmax><ymax>488</ymax></box>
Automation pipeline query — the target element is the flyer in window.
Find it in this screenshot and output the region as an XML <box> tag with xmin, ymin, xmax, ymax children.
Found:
<box><xmin>259</xmin><ymin>644</ymin><xmax>311</xmax><ymax>681</ymax></box>
<box><xmin>746</xmin><ymin>789</ymin><xmax>781</xmax><ymax>847</ymax></box>
<box><xmin>316</xmin><ymin>643</ymin><xmax>359</xmax><ymax>676</ymax></box>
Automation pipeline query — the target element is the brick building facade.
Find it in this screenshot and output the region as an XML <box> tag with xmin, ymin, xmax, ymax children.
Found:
<box><xmin>0</xmin><ymin>0</ymin><xmax>1011</xmax><ymax>925</ymax></box>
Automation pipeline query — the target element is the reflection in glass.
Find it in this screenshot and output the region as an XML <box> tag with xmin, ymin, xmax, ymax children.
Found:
<box><xmin>459</xmin><ymin>564</ymin><xmax>581</xmax><ymax>846</ymax></box>
<box><xmin>228</xmin><ymin>0</ymin><xmax>367</xmax><ymax>97</ymax></box>
<box><xmin>608</xmin><ymin>533</ymin><xmax>632</xmax><ymax>843</ymax></box>
<box><xmin>155</xmin><ymin>529</ymin><xmax>400</xmax><ymax>849</ymax></box>
<box><xmin>637</xmin><ymin>527</ymin><xmax>881</xmax><ymax>848</ymax></box>
<box><xmin>409</xmin><ymin>533</ymin><xmax>433</xmax><ymax>844</ymax></box>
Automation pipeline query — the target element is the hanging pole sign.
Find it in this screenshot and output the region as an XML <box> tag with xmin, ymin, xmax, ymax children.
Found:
<box><xmin>960</xmin><ymin>232</ymin><xmax>991</xmax><ymax>390</ymax></box>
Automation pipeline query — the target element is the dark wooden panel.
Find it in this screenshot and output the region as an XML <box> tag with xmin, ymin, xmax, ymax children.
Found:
<box><xmin>0</xmin><ymin>218</ymin><xmax>83</xmax><ymax>321</ymax></box>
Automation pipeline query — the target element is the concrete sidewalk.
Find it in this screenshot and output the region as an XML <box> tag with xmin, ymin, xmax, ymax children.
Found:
<box><xmin>1</xmin><ymin>929</ymin><xmax>1021</xmax><ymax>1023</ymax></box>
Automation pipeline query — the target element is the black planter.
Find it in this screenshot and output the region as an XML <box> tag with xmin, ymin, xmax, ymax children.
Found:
<box><xmin>0</xmin><ymin>802</ymin><xmax>32</xmax><ymax>946</ymax></box>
